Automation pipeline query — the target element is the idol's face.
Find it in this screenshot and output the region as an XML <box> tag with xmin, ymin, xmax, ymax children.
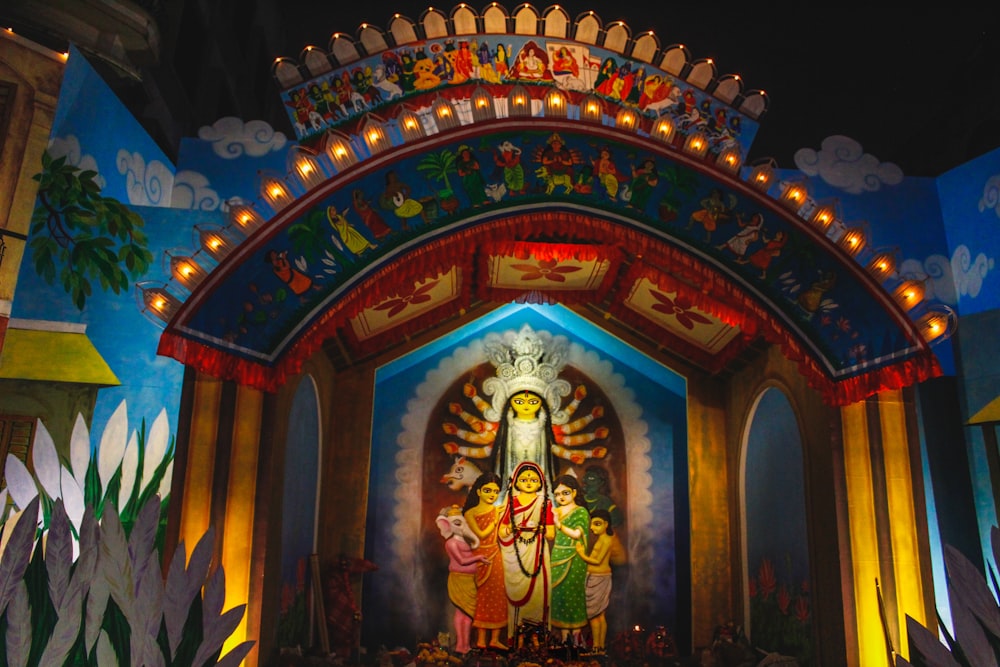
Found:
<box><xmin>478</xmin><ymin>482</ymin><xmax>500</xmax><ymax>504</ymax></box>
<box><xmin>515</xmin><ymin>469</ymin><xmax>542</xmax><ymax>493</ymax></box>
<box><xmin>590</xmin><ymin>517</ymin><xmax>608</xmax><ymax>535</ymax></box>
<box><xmin>510</xmin><ymin>392</ymin><xmax>542</xmax><ymax>419</ymax></box>
<box><xmin>554</xmin><ymin>483</ymin><xmax>575</xmax><ymax>506</ymax></box>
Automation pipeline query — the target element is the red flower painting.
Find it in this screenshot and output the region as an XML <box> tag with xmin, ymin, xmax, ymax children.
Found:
<box><xmin>509</xmin><ymin>258</ymin><xmax>581</xmax><ymax>282</ymax></box>
<box><xmin>373</xmin><ymin>280</ymin><xmax>440</xmax><ymax>318</ymax></box>
<box><xmin>648</xmin><ymin>290</ymin><xmax>713</xmax><ymax>330</ymax></box>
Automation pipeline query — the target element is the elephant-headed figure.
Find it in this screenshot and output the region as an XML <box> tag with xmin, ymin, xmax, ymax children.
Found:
<box><xmin>436</xmin><ymin>505</ymin><xmax>485</xmax><ymax>654</ymax></box>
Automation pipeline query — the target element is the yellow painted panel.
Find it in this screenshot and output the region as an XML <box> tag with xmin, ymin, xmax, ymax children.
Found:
<box><xmin>0</xmin><ymin>328</ymin><xmax>119</xmax><ymax>385</ymax></box>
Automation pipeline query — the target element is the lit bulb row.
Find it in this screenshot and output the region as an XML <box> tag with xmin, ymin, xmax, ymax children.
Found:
<box><xmin>142</xmin><ymin>87</ymin><xmax>953</xmax><ymax>343</ymax></box>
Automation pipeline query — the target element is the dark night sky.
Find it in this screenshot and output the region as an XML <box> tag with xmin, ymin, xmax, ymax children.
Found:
<box><xmin>274</xmin><ymin>3</ymin><xmax>1000</xmax><ymax>177</ymax></box>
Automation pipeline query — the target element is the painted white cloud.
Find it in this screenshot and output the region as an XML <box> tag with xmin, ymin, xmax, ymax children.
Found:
<box><xmin>899</xmin><ymin>244</ymin><xmax>994</xmax><ymax>305</ymax></box>
<box><xmin>170</xmin><ymin>170</ymin><xmax>222</xmax><ymax>210</ymax></box>
<box><xmin>794</xmin><ymin>135</ymin><xmax>903</xmax><ymax>194</ymax></box>
<box><xmin>978</xmin><ymin>173</ymin><xmax>1000</xmax><ymax>217</ymax></box>
<box><xmin>47</xmin><ymin>135</ymin><xmax>106</xmax><ymax>189</ymax></box>
<box><xmin>116</xmin><ymin>150</ymin><xmax>174</xmax><ymax>206</ymax></box>
<box><xmin>197</xmin><ymin>116</ymin><xmax>287</xmax><ymax>159</ymax></box>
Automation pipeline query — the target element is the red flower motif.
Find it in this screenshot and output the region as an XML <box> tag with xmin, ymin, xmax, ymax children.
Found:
<box><xmin>509</xmin><ymin>259</ymin><xmax>581</xmax><ymax>283</ymax></box>
<box><xmin>756</xmin><ymin>559</ymin><xmax>776</xmax><ymax>599</ymax></box>
<box><xmin>648</xmin><ymin>290</ymin><xmax>713</xmax><ymax>330</ymax></box>
<box><xmin>794</xmin><ymin>596</ymin><xmax>810</xmax><ymax>623</ymax></box>
<box><xmin>777</xmin><ymin>584</ymin><xmax>791</xmax><ymax>614</ymax></box>
<box><xmin>836</xmin><ymin>316</ymin><xmax>851</xmax><ymax>332</ymax></box>
<box><xmin>373</xmin><ymin>280</ymin><xmax>440</xmax><ymax>318</ymax></box>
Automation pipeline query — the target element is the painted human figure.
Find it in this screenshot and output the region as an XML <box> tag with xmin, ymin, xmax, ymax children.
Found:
<box><xmin>549</xmin><ymin>475</ymin><xmax>590</xmax><ymax>644</ymax></box>
<box><xmin>463</xmin><ymin>472</ymin><xmax>509</xmax><ymax>651</ymax></box>
<box><xmin>740</xmin><ymin>229</ymin><xmax>787</xmax><ymax>279</ymax></box>
<box><xmin>591</xmin><ymin>146</ymin><xmax>627</xmax><ymax>201</ymax></box>
<box><xmin>436</xmin><ymin>505</ymin><xmax>486</xmax><ymax>654</ymax></box>
<box><xmin>628</xmin><ymin>158</ymin><xmax>659</xmax><ymax>211</ymax></box>
<box><xmin>717</xmin><ymin>212</ymin><xmax>764</xmax><ymax>260</ymax></box>
<box><xmin>575</xmin><ymin>509</ymin><xmax>615</xmax><ymax>653</ymax></box>
<box><xmin>326</xmin><ymin>206</ymin><xmax>376</xmax><ymax>255</ymax></box>
<box><xmin>456</xmin><ymin>145</ymin><xmax>489</xmax><ymax>206</ymax></box>
<box><xmin>580</xmin><ymin>465</ymin><xmax>623</xmax><ymax>529</ymax></box>
<box><xmin>498</xmin><ymin>461</ymin><xmax>554</xmax><ymax>635</ymax></box>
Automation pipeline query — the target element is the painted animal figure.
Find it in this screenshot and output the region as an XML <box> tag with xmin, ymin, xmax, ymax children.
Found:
<box><xmin>373</xmin><ymin>64</ymin><xmax>402</xmax><ymax>99</ymax></box>
<box><xmin>534</xmin><ymin>165</ymin><xmax>573</xmax><ymax>195</ymax></box>
<box><xmin>440</xmin><ymin>455</ymin><xmax>484</xmax><ymax>491</ymax></box>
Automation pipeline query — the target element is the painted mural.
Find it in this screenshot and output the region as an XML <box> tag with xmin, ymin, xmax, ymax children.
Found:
<box><xmin>166</xmin><ymin>126</ymin><xmax>932</xmax><ymax>392</ymax></box>
<box><xmin>281</xmin><ymin>35</ymin><xmax>757</xmax><ymax>161</ymax></box>
<box><xmin>364</xmin><ymin>304</ymin><xmax>689</xmax><ymax>654</ymax></box>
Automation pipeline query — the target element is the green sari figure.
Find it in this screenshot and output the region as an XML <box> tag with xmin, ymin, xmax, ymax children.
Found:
<box><xmin>550</xmin><ymin>474</ymin><xmax>590</xmax><ymax>642</ymax></box>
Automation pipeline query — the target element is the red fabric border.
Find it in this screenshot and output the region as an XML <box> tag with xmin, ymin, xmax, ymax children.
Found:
<box><xmin>159</xmin><ymin>209</ymin><xmax>942</xmax><ymax>404</ymax></box>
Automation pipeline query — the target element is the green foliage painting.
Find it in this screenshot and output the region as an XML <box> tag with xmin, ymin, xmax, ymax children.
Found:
<box><xmin>31</xmin><ymin>151</ymin><xmax>153</xmax><ymax>310</ymax></box>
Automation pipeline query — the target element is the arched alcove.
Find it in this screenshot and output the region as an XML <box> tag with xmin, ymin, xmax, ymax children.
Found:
<box><xmin>275</xmin><ymin>374</ymin><xmax>322</xmax><ymax>649</ymax></box>
<box><xmin>741</xmin><ymin>386</ymin><xmax>812</xmax><ymax>661</ymax></box>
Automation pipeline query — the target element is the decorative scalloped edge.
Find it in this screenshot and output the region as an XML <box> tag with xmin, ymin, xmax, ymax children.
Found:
<box><xmin>270</xmin><ymin>3</ymin><xmax>769</xmax><ymax>118</ymax></box>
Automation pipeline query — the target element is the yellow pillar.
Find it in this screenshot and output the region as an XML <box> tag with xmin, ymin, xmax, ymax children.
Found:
<box><xmin>878</xmin><ymin>389</ymin><xmax>926</xmax><ymax>659</ymax></box>
<box><xmin>841</xmin><ymin>401</ymin><xmax>888</xmax><ymax>665</ymax></box>
<box><xmin>178</xmin><ymin>374</ymin><xmax>222</xmax><ymax>555</ymax></box>
<box><xmin>221</xmin><ymin>385</ymin><xmax>263</xmax><ymax>663</ymax></box>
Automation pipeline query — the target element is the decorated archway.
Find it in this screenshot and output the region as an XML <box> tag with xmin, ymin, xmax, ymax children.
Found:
<box><xmin>152</xmin><ymin>5</ymin><xmax>949</xmax><ymax>664</ymax></box>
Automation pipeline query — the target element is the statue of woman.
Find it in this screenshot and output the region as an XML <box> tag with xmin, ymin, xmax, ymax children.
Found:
<box><xmin>498</xmin><ymin>461</ymin><xmax>554</xmax><ymax>635</ymax></box>
<box><xmin>463</xmin><ymin>472</ymin><xmax>509</xmax><ymax>651</ymax></box>
<box><xmin>549</xmin><ymin>474</ymin><xmax>590</xmax><ymax>644</ymax></box>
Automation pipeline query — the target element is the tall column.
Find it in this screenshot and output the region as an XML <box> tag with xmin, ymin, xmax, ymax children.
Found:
<box><xmin>841</xmin><ymin>391</ymin><xmax>933</xmax><ymax>665</ymax></box>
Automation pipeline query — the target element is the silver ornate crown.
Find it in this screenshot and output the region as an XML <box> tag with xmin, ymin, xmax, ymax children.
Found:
<box><xmin>481</xmin><ymin>324</ymin><xmax>572</xmax><ymax>424</ymax></box>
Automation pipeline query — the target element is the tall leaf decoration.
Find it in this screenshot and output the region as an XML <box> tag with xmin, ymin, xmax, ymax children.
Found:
<box><xmin>45</xmin><ymin>499</ymin><xmax>73</xmax><ymax>611</ymax></box>
<box><xmin>141</xmin><ymin>408</ymin><xmax>170</xmax><ymax>492</ymax></box>
<box><xmin>163</xmin><ymin>527</ymin><xmax>216</xmax><ymax>656</ymax></box>
<box><xmin>5</xmin><ymin>580</ymin><xmax>31</xmax><ymax>667</ymax></box>
<box><xmin>0</xmin><ymin>497</ymin><xmax>40</xmax><ymax>616</ymax></box>
<box><xmin>135</xmin><ymin>549</ymin><xmax>165</xmax><ymax>667</ymax></box>
<box><xmin>118</xmin><ymin>430</ymin><xmax>139</xmax><ymax>511</ymax></box>
<box><xmin>158</xmin><ymin>460</ymin><xmax>174</xmax><ymax>500</ymax></box>
<box><xmin>30</xmin><ymin>419</ymin><xmax>61</xmax><ymax>501</ymax></box>
<box><xmin>96</xmin><ymin>630</ymin><xmax>119</xmax><ymax>667</ymax></box>
<box><xmin>98</xmin><ymin>502</ymin><xmax>136</xmax><ymax>624</ymax></box>
<box><xmin>0</xmin><ymin>489</ymin><xmax>8</xmax><ymax>526</ymax></box>
<box><xmin>192</xmin><ymin>605</ymin><xmax>247</xmax><ymax>667</ymax></box>
<box><xmin>944</xmin><ymin>543</ymin><xmax>1000</xmax><ymax>637</ymax></box>
<box><xmin>98</xmin><ymin>400</ymin><xmax>129</xmax><ymax>500</ymax></box>
<box><xmin>215</xmin><ymin>641</ymin><xmax>256</xmax><ymax>667</ymax></box>
<box><xmin>3</xmin><ymin>455</ymin><xmax>38</xmax><ymax>510</ymax></box>
<box><xmin>36</xmin><ymin>579</ymin><xmax>84</xmax><ymax>667</ymax></box>
<box><xmin>128</xmin><ymin>495</ymin><xmax>160</xmax><ymax>577</ymax></box>
<box><xmin>69</xmin><ymin>412</ymin><xmax>91</xmax><ymax>491</ymax></box>
<box><xmin>59</xmin><ymin>466</ymin><xmax>85</xmax><ymax>535</ymax></box>
<box><xmin>194</xmin><ymin>568</ymin><xmax>236</xmax><ymax>666</ymax></box>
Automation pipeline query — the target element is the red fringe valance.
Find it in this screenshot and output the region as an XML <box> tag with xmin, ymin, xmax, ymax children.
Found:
<box><xmin>476</xmin><ymin>240</ymin><xmax>623</xmax><ymax>306</ymax></box>
<box><xmin>611</xmin><ymin>258</ymin><xmax>942</xmax><ymax>405</ymax></box>
<box><xmin>159</xmin><ymin>209</ymin><xmax>942</xmax><ymax>404</ymax></box>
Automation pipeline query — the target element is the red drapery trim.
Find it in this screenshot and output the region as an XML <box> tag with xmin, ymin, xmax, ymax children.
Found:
<box><xmin>476</xmin><ymin>239</ymin><xmax>623</xmax><ymax>306</ymax></box>
<box><xmin>159</xmin><ymin>209</ymin><xmax>942</xmax><ymax>404</ymax></box>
